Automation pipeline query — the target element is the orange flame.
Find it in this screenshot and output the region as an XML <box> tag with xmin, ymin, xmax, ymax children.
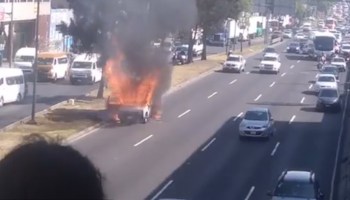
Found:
<box><xmin>105</xmin><ymin>51</ymin><xmax>160</xmax><ymax>109</ymax></box>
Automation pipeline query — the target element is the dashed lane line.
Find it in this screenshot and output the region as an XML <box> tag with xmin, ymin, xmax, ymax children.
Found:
<box><xmin>201</xmin><ymin>138</ymin><xmax>216</xmax><ymax>151</ymax></box>
<box><xmin>269</xmin><ymin>81</ymin><xmax>276</xmax><ymax>87</ymax></box>
<box><xmin>254</xmin><ymin>94</ymin><xmax>262</xmax><ymax>101</ymax></box>
<box><xmin>150</xmin><ymin>180</ymin><xmax>174</xmax><ymax>200</ymax></box>
<box><xmin>233</xmin><ymin>112</ymin><xmax>244</xmax><ymax>121</ymax></box>
<box><xmin>178</xmin><ymin>109</ymin><xmax>191</xmax><ymax>118</ymax></box>
<box><xmin>134</xmin><ymin>135</ymin><xmax>153</xmax><ymax>147</ymax></box>
<box><xmin>289</xmin><ymin>115</ymin><xmax>296</xmax><ymax>124</ymax></box>
<box><xmin>271</xmin><ymin>142</ymin><xmax>280</xmax><ymax>156</ymax></box>
<box><xmin>244</xmin><ymin>186</ymin><xmax>255</xmax><ymax>200</ymax></box>
<box><xmin>207</xmin><ymin>92</ymin><xmax>218</xmax><ymax>99</ymax></box>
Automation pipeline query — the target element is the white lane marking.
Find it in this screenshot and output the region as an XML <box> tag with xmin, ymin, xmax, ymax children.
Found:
<box><xmin>233</xmin><ymin>112</ymin><xmax>244</xmax><ymax>121</ymax></box>
<box><xmin>297</xmin><ymin>60</ymin><xmax>300</xmax><ymax>63</ymax></box>
<box><xmin>269</xmin><ymin>81</ymin><xmax>276</xmax><ymax>87</ymax></box>
<box><xmin>178</xmin><ymin>109</ymin><xmax>191</xmax><ymax>118</ymax></box>
<box><xmin>330</xmin><ymin>85</ymin><xmax>350</xmax><ymax>198</ymax></box>
<box><xmin>201</xmin><ymin>138</ymin><xmax>216</xmax><ymax>151</ymax></box>
<box><xmin>229</xmin><ymin>79</ymin><xmax>237</xmax><ymax>85</ymax></box>
<box><xmin>315</xmin><ymin>74</ymin><xmax>318</xmax><ymax>78</ymax></box>
<box><xmin>244</xmin><ymin>186</ymin><xmax>255</xmax><ymax>200</ymax></box>
<box><xmin>271</xmin><ymin>142</ymin><xmax>280</xmax><ymax>156</ymax></box>
<box><xmin>254</xmin><ymin>94</ymin><xmax>262</xmax><ymax>101</ymax></box>
<box><xmin>300</xmin><ymin>97</ymin><xmax>305</xmax><ymax>104</ymax></box>
<box><xmin>308</xmin><ymin>84</ymin><xmax>313</xmax><ymax>89</ymax></box>
<box><xmin>281</xmin><ymin>72</ymin><xmax>286</xmax><ymax>77</ymax></box>
<box><xmin>290</xmin><ymin>65</ymin><xmax>295</xmax><ymax>69</ymax></box>
<box><xmin>134</xmin><ymin>135</ymin><xmax>153</xmax><ymax>147</ymax></box>
<box><xmin>245</xmin><ymin>71</ymin><xmax>250</xmax><ymax>74</ymax></box>
<box><xmin>150</xmin><ymin>180</ymin><xmax>174</xmax><ymax>200</ymax></box>
<box><xmin>289</xmin><ymin>115</ymin><xmax>296</xmax><ymax>124</ymax></box>
<box><xmin>207</xmin><ymin>91</ymin><xmax>218</xmax><ymax>99</ymax></box>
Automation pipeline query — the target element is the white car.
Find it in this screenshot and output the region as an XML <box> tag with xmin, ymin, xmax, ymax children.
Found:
<box><xmin>238</xmin><ymin>107</ymin><xmax>275</xmax><ymax>139</ymax></box>
<box><xmin>314</xmin><ymin>74</ymin><xmax>338</xmax><ymax>93</ymax></box>
<box><xmin>259</xmin><ymin>53</ymin><xmax>281</xmax><ymax>74</ymax></box>
<box><xmin>295</xmin><ymin>33</ymin><xmax>305</xmax><ymax>40</ymax></box>
<box><xmin>331</xmin><ymin>57</ymin><xmax>347</xmax><ymax>72</ymax></box>
<box><xmin>341</xmin><ymin>44</ymin><xmax>350</xmax><ymax>54</ymax></box>
<box><xmin>69</xmin><ymin>53</ymin><xmax>102</xmax><ymax>85</ymax></box>
<box><xmin>222</xmin><ymin>54</ymin><xmax>246</xmax><ymax>73</ymax></box>
<box><xmin>283</xmin><ymin>30</ymin><xmax>293</xmax><ymax>38</ymax></box>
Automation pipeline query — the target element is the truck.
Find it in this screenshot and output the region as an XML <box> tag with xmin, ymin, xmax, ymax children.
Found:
<box><xmin>227</xmin><ymin>14</ymin><xmax>266</xmax><ymax>42</ymax></box>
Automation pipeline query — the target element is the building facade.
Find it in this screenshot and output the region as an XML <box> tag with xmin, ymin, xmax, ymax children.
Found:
<box><xmin>252</xmin><ymin>0</ymin><xmax>296</xmax><ymax>16</ymax></box>
<box><xmin>0</xmin><ymin>0</ymin><xmax>51</xmax><ymax>60</ymax></box>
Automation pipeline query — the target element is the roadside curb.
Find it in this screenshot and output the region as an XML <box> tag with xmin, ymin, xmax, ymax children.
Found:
<box><xmin>64</xmin><ymin>122</ymin><xmax>106</xmax><ymax>144</ymax></box>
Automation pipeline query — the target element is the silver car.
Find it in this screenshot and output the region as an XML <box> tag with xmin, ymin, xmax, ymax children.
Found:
<box><xmin>239</xmin><ymin>108</ymin><xmax>275</xmax><ymax>139</ymax></box>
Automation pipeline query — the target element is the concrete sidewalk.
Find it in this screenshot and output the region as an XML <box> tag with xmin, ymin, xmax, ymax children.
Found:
<box><xmin>335</xmin><ymin>69</ymin><xmax>350</xmax><ymax>200</ymax></box>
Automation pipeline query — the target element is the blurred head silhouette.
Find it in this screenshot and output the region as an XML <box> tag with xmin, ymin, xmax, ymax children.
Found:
<box><xmin>0</xmin><ymin>134</ymin><xmax>105</xmax><ymax>200</ymax></box>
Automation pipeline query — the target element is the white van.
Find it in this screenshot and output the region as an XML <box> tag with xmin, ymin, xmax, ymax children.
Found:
<box><xmin>69</xmin><ymin>53</ymin><xmax>102</xmax><ymax>85</ymax></box>
<box><xmin>0</xmin><ymin>68</ymin><xmax>27</xmax><ymax>107</ymax></box>
<box><xmin>37</xmin><ymin>52</ymin><xmax>69</xmax><ymax>82</ymax></box>
<box><xmin>14</xmin><ymin>47</ymin><xmax>36</xmax><ymax>75</ymax></box>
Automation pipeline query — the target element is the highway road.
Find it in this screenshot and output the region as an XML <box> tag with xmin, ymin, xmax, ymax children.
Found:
<box><xmin>72</xmin><ymin>41</ymin><xmax>346</xmax><ymax>199</ymax></box>
<box><xmin>0</xmin><ymin>39</ymin><xmax>263</xmax><ymax>129</ymax></box>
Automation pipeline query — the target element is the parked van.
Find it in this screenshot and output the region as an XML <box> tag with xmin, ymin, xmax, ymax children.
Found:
<box><xmin>0</xmin><ymin>68</ymin><xmax>27</xmax><ymax>107</ymax></box>
<box><xmin>69</xmin><ymin>53</ymin><xmax>102</xmax><ymax>85</ymax></box>
<box><xmin>37</xmin><ymin>52</ymin><xmax>69</xmax><ymax>82</ymax></box>
<box><xmin>14</xmin><ymin>47</ymin><xmax>36</xmax><ymax>75</ymax></box>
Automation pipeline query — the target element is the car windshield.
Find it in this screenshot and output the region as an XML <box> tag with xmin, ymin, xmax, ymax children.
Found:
<box><xmin>320</xmin><ymin>89</ymin><xmax>338</xmax><ymax>97</ymax></box>
<box><xmin>333</xmin><ymin>58</ymin><xmax>345</xmax><ymax>62</ymax></box>
<box><xmin>176</xmin><ymin>47</ymin><xmax>188</xmax><ymax>52</ymax></box>
<box><xmin>227</xmin><ymin>56</ymin><xmax>240</xmax><ymax>62</ymax></box>
<box><xmin>318</xmin><ymin>76</ymin><xmax>335</xmax><ymax>82</ymax></box>
<box><xmin>244</xmin><ymin>111</ymin><xmax>268</xmax><ymax>121</ymax></box>
<box><xmin>72</xmin><ymin>62</ymin><xmax>92</xmax><ymax>69</ymax></box>
<box><xmin>263</xmin><ymin>56</ymin><xmax>277</xmax><ymax>61</ymax></box>
<box><xmin>14</xmin><ymin>55</ymin><xmax>34</xmax><ymax>62</ymax></box>
<box><xmin>274</xmin><ymin>181</ymin><xmax>316</xmax><ymax>198</ymax></box>
<box><xmin>322</xmin><ymin>67</ymin><xmax>337</xmax><ymax>73</ymax></box>
<box><xmin>37</xmin><ymin>58</ymin><xmax>53</xmax><ymax>65</ymax></box>
<box><xmin>265</xmin><ymin>48</ymin><xmax>275</xmax><ymax>53</ymax></box>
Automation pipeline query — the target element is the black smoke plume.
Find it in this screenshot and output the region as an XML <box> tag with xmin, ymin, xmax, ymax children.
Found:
<box><xmin>62</xmin><ymin>0</ymin><xmax>197</xmax><ymax>110</ymax></box>
<box><xmin>64</xmin><ymin>0</ymin><xmax>197</xmax><ymax>71</ymax></box>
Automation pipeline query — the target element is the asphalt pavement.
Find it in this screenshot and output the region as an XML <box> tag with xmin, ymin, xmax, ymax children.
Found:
<box><xmin>71</xmin><ymin>40</ymin><xmax>346</xmax><ymax>200</ymax></box>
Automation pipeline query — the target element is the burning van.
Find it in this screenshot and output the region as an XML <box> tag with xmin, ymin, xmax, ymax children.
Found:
<box><xmin>105</xmin><ymin>53</ymin><xmax>160</xmax><ymax>124</ymax></box>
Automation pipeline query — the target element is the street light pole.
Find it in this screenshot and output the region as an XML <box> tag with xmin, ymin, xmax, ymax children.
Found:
<box><xmin>28</xmin><ymin>0</ymin><xmax>40</xmax><ymax>124</ymax></box>
<box><xmin>9</xmin><ymin>0</ymin><xmax>14</xmax><ymax>67</ymax></box>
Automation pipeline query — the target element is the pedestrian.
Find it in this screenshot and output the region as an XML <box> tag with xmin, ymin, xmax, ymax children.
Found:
<box><xmin>0</xmin><ymin>134</ymin><xmax>105</xmax><ymax>200</ymax></box>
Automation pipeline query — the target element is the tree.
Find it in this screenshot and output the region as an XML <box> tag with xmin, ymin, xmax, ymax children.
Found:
<box><xmin>197</xmin><ymin>0</ymin><xmax>251</xmax><ymax>61</ymax></box>
<box><xmin>295</xmin><ymin>0</ymin><xmax>307</xmax><ymax>21</ymax></box>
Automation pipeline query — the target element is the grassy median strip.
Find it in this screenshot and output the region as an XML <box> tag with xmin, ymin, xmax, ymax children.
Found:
<box><xmin>0</xmin><ymin>43</ymin><xmax>265</xmax><ymax>158</ymax></box>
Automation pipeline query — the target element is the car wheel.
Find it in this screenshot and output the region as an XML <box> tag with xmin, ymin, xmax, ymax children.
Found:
<box><xmin>16</xmin><ymin>93</ymin><xmax>22</xmax><ymax>103</ymax></box>
<box><xmin>89</xmin><ymin>77</ymin><xmax>95</xmax><ymax>85</ymax></box>
<box><xmin>52</xmin><ymin>74</ymin><xmax>58</xmax><ymax>83</ymax></box>
<box><xmin>141</xmin><ymin>112</ymin><xmax>149</xmax><ymax>124</ymax></box>
<box><xmin>0</xmin><ymin>97</ymin><xmax>4</xmax><ymax>107</ymax></box>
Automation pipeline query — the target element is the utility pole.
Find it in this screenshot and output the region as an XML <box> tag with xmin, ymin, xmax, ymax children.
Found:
<box><xmin>9</xmin><ymin>0</ymin><xmax>14</xmax><ymax>67</ymax></box>
<box><xmin>28</xmin><ymin>0</ymin><xmax>40</xmax><ymax>124</ymax></box>
<box><xmin>264</xmin><ymin>0</ymin><xmax>274</xmax><ymax>46</ymax></box>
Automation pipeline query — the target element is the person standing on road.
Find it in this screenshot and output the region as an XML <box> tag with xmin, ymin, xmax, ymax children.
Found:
<box><xmin>0</xmin><ymin>135</ymin><xmax>105</xmax><ymax>200</ymax></box>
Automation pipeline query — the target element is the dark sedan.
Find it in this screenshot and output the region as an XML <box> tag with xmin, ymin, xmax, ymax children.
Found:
<box><xmin>316</xmin><ymin>88</ymin><xmax>342</xmax><ymax>112</ymax></box>
<box><xmin>286</xmin><ymin>42</ymin><xmax>300</xmax><ymax>53</ymax></box>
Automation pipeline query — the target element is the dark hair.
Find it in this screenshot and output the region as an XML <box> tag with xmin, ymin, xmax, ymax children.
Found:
<box><xmin>0</xmin><ymin>135</ymin><xmax>105</xmax><ymax>199</ymax></box>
